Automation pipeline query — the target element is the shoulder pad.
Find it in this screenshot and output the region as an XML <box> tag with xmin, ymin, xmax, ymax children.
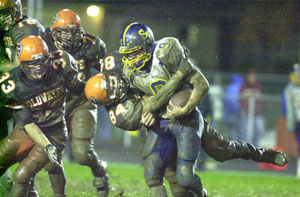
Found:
<box><xmin>51</xmin><ymin>50</ymin><xmax>76</xmax><ymax>72</ymax></box>
<box><xmin>155</xmin><ymin>37</ymin><xmax>186</xmax><ymax>58</ymax></box>
<box><xmin>11</xmin><ymin>17</ymin><xmax>45</xmax><ymax>43</ymax></box>
<box><xmin>41</xmin><ymin>27</ymin><xmax>57</xmax><ymax>52</ymax></box>
<box><xmin>82</xmin><ymin>33</ymin><xmax>107</xmax><ymax>61</ymax></box>
<box><xmin>154</xmin><ymin>37</ymin><xmax>187</xmax><ymax>72</ymax></box>
<box><xmin>100</xmin><ymin>50</ymin><xmax>123</xmax><ymax>74</ymax></box>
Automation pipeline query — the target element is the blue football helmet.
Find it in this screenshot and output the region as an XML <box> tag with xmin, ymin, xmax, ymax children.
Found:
<box><xmin>119</xmin><ymin>22</ymin><xmax>155</xmax><ymax>71</ymax></box>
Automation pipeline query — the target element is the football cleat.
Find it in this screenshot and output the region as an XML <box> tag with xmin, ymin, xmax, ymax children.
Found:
<box><xmin>258</xmin><ymin>148</ymin><xmax>288</xmax><ymax>167</ymax></box>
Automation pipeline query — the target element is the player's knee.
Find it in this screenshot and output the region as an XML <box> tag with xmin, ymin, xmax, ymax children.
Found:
<box><xmin>164</xmin><ymin>168</ymin><xmax>177</xmax><ymax>184</ymax></box>
<box><xmin>144</xmin><ymin>154</ymin><xmax>164</xmax><ymax>187</ymax></box>
<box><xmin>13</xmin><ymin>159</ymin><xmax>37</xmax><ymax>184</ymax></box>
<box><xmin>44</xmin><ymin>162</ymin><xmax>63</xmax><ymax>174</ymax></box>
<box><xmin>71</xmin><ymin>110</ymin><xmax>96</xmax><ymax>139</ymax></box>
<box><xmin>176</xmin><ymin>161</ymin><xmax>194</xmax><ymax>188</ymax></box>
<box><xmin>71</xmin><ymin>140</ymin><xmax>93</xmax><ymax>165</ymax></box>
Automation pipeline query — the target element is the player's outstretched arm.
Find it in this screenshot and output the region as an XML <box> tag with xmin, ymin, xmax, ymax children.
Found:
<box><xmin>24</xmin><ymin>123</ymin><xmax>60</xmax><ymax>166</ymax></box>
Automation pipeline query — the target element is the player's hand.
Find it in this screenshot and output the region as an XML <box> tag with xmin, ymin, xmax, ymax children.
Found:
<box><xmin>44</xmin><ymin>144</ymin><xmax>61</xmax><ymax>167</ymax></box>
<box><xmin>141</xmin><ymin>112</ymin><xmax>156</xmax><ymax>127</ymax></box>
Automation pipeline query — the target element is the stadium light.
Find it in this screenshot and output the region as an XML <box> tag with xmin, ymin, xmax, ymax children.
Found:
<box><xmin>87</xmin><ymin>5</ymin><xmax>100</xmax><ymax>17</ymax></box>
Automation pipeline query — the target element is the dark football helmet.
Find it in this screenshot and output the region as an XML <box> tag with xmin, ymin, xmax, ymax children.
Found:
<box><xmin>0</xmin><ymin>0</ymin><xmax>23</xmax><ymax>31</ymax></box>
<box><xmin>51</xmin><ymin>9</ymin><xmax>83</xmax><ymax>53</ymax></box>
<box><xmin>17</xmin><ymin>36</ymin><xmax>49</xmax><ymax>81</ymax></box>
<box><xmin>290</xmin><ymin>63</ymin><xmax>300</xmax><ymax>86</ymax></box>
<box><xmin>119</xmin><ymin>22</ymin><xmax>155</xmax><ymax>71</ymax></box>
<box><xmin>85</xmin><ymin>73</ymin><xmax>128</xmax><ymax>106</ymax></box>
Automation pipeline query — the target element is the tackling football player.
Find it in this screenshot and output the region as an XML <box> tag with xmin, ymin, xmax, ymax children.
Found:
<box><xmin>0</xmin><ymin>36</ymin><xmax>85</xmax><ymax>197</ymax></box>
<box><xmin>86</xmin><ymin>22</ymin><xmax>288</xmax><ymax>197</ymax></box>
<box><xmin>41</xmin><ymin>9</ymin><xmax>109</xmax><ymax>196</ymax></box>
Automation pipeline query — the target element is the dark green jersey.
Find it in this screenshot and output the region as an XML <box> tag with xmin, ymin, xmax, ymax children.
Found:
<box><xmin>101</xmin><ymin>51</ymin><xmax>143</xmax><ymax>131</ymax></box>
<box><xmin>42</xmin><ymin>28</ymin><xmax>106</xmax><ymax>114</ymax></box>
<box><xmin>1</xmin><ymin>16</ymin><xmax>44</xmax><ymax>71</ymax></box>
<box><xmin>0</xmin><ymin>50</ymin><xmax>84</xmax><ymax>128</ymax></box>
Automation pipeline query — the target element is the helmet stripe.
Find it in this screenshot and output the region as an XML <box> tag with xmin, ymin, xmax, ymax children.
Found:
<box><xmin>122</xmin><ymin>23</ymin><xmax>133</xmax><ymax>46</ymax></box>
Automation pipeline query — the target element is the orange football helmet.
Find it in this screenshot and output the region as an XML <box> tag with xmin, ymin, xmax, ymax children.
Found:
<box><xmin>85</xmin><ymin>74</ymin><xmax>128</xmax><ymax>106</ymax></box>
<box><xmin>17</xmin><ymin>36</ymin><xmax>49</xmax><ymax>81</ymax></box>
<box><xmin>51</xmin><ymin>9</ymin><xmax>83</xmax><ymax>52</ymax></box>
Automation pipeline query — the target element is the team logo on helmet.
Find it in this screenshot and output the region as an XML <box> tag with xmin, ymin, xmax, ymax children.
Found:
<box><xmin>16</xmin><ymin>42</ymin><xmax>23</xmax><ymax>58</ymax></box>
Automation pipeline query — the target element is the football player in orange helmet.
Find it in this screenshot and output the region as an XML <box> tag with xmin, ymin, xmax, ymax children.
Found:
<box><xmin>42</xmin><ymin>9</ymin><xmax>109</xmax><ymax>196</ymax></box>
<box><xmin>0</xmin><ymin>35</ymin><xmax>86</xmax><ymax>197</ymax></box>
<box><xmin>0</xmin><ymin>2</ymin><xmax>44</xmax><ymax>194</ymax></box>
<box><xmin>0</xmin><ymin>0</ymin><xmax>44</xmax><ymax>72</ymax></box>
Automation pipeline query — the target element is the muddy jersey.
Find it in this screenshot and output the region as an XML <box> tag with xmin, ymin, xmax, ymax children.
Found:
<box><xmin>42</xmin><ymin>28</ymin><xmax>106</xmax><ymax>114</ymax></box>
<box><xmin>1</xmin><ymin>16</ymin><xmax>44</xmax><ymax>67</ymax></box>
<box><xmin>101</xmin><ymin>51</ymin><xmax>143</xmax><ymax>130</ymax></box>
<box><xmin>122</xmin><ymin>37</ymin><xmax>188</xmax><ymax>96</ymax></box>
<box><xmin>0</xmin><ymin>50</ymin><xmax>84</xmax><ymax>128</ymax></box>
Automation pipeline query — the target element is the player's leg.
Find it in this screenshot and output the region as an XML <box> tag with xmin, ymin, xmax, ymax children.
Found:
<box><xmin>143</xmin><ymin>132</ymin><xmax>176</xmax><ymax>197</ymax></box>
<box><xmin>164</xmin><ymin>151</ymin><xmax>194</xmax><ymax>197</ymax></box>
<box><xmin>295</xmin><ymin>123</ymin><xmax>300</xmax><ymax>179</ymax></box>
<box><xmin>70</xmin><ymin>109</ymin><xmax>109</xmax><ymax>196</ymax></box>
<box><xmin>9</xmin><ymin>144</ymin><xmax>47</xmax><ymax>197</ymax></box>
<box><xmin>44</xmin><ymin>124</ymin><xmax>68</xmax><ymax>197</ymax></box>
<box><xmin>202</xmin><ymin>119</ymin><xmax>288</xmax><ymax>166</ymax></box>
<box><xmin>175</xmin><ymin>123</ymin><xmax>207</xmax><ymax>197</ymax></box>
<box><xmin>0</xmin><ymin>126</ymin><xmax>35</xmax><ymax>196</ymax></box>
<box><xmin>27</xmin><ymin>176</ymin><xmax>39</xmax><ymax>197</ymax></box>
<box><xmin>0</xmin><ymin>169</ymin><xmax>13</xmax><ymax>197</ymax></box>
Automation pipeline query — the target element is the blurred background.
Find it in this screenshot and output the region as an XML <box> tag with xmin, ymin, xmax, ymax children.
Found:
<box><xmin>23</xmin><ymin>0</ymin><xmax>300</xmax><ymax>174</ymax></box>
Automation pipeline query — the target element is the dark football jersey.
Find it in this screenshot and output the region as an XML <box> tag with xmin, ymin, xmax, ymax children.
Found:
<box><xmin>42</xmin><ymin>28</ymin><xmax>106</xmax><ymax>114</ymax></box>
<box><xmin>101</xmin><ymin>51</ymin><xmax>143</xmax><ymax>130</ymax></box>
<box><xmin>2</xmin><ymin>16</ymin><xmax>44</xmax><ymax>66</ymax></box>
<box><xmin>0</xmin><ymin>50</ymin><xmax>84</xmax><ymax>128</ymax></box>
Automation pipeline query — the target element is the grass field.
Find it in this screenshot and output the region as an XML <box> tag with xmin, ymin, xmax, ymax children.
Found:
<box><xmin>5</xmin><ymin>161</ymin><xmax>300</xmax><ymax>197</ymax></box>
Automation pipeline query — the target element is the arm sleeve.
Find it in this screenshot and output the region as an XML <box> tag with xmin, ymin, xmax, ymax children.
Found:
<box><xmin>83</xmin><ymin>35</ymin><xmax>107</xmax><ymax>70</ymax></box>
<box><xmin>14</xmin><ymin>107</ymin><xmax>35</xmax><ymax>127</ymax></box>
<box><xmin>12</xmin><ymin>18</ymin><xmax>45</xmax><ymax>43</ymax></box>
<box><xmin>156</xmin><ymin>37</ymin><xmax>194</xmax><ymax>75</ymax></box>
<box><xmin>106</xmin><ymin>96</ymin><xmax>143</xmax><ymax>131</ymax></box>
<box><xmin>60</xmin><ymin>52</ymin><xmax>85</xmax><ymax>95</ymax></box>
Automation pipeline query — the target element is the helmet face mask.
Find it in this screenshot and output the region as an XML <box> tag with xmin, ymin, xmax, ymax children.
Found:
<box><xmin>17</xmin><ymin>36</ymin><xmax>49</xmax><ymax>81</ymax></box>
<box><xmin>0</xmin><ymin>8</ymin><xmax>17</xmax><ymax>31</ymax></box>
<box><xmin>53</xmin><ymin>27</ymin><xmax>83</xmax><ymax>52</ymax></box>
<box><xmin>0</xmin><ymin>0</ymin><xmax>22</xmax><ymax>31</ymax></box>
<box><xmin>119</xmin><ymin>23</ymin><xmax>155</xmax><ymax>71</ymax></box>
<box><xmin>85</xmin><ymin>74</ymin><xmax>128</xmax><ymax>106</ymax></box>
<box><xmin>51</xmin><ymin>9</ymin><xmax>83</xmax><ymax>53</ymax></box>
<box><xmin>21</xmin><ymin>57</ymin><xmax>49</xmax><ymax>81</ymax></box>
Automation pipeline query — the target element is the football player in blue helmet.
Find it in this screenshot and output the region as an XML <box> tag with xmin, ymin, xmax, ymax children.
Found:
<box><xmin>117</xmin><ymin>22</ymin><xmax>288</xmax><ymax>196</ymax></box>
<box><xmin>119</xmin><ymin>22</ymin><xmax>155</xmax><ymax>71</ymax></box>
